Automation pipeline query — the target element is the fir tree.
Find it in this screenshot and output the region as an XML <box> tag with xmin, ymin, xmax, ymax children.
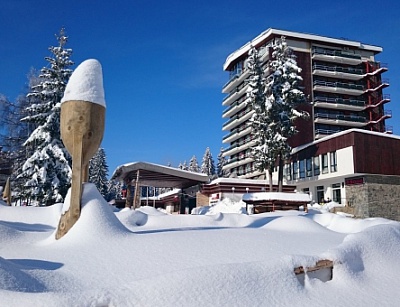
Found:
<box><xmin>217</xmin><ymin>147</ymin><xmax>227</xmax><ymax>178</ymax></box>
<box><xmin>106</xmin><ymin>179</ymin><xmax>123</xmax><ymax>202</ymax></box>
<box><xmin>179</xmin><ymin>161</ymin><xmax>188</xmax><ymax>171</ymax></box>
<box><xmin>88</xmin><ymin>148</ymin><xmax>109</xmax><ymax>198</ymax></box>
<box><xmin>246</xmin><ymin>46</ymin><xmax>277</xmax><ymax>190</ymax></box>
<box><xmin>246</xmin><ymin>37</ymin><xmax>308</xmax><ymax>191</ymax></box>
<box><xmin>201</xmin><ymin>147</ymin><xmax>215</xmax><ymax>176</ymax></box>
<box><xmin>188</xmin><ymin>155</ymin><xmax>199</xmax><ymax>173</ymax></box>
<box><xmin>265</xmin><ymin>36</ymin><xmax>308</xmax><ymax>191</ymax></box>
<box><xmin>17</xmin><ymin>29</ymin><xmax>74</xmax><ymax>205</ymax></box>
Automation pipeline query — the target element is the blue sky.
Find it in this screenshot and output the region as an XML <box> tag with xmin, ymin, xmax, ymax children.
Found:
<box><xmin>1</xmin><ymin>0</ymin><xmax>399</xmax><ymax>175</ymax></box>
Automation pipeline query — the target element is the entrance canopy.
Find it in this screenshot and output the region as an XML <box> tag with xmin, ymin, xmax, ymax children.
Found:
<box><xmin>111</xmin><ymin>162</ymin><xmax>210</xmax><ymax>188</ymax></box>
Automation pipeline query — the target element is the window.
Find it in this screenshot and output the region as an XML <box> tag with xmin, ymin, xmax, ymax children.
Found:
<box><xmin>299</xmin><ymin>160</ymin><xmax>305</xmax><ymax>179</ymax></box>
<box><xmin>332</xmin><ymin>183</ymin><xmax>341</xmax><ymax>204</ymax></box>
<box><xmin>330</xmin><ymin>151</ymin><xmax>337</xmax><ymax>172</ymax></box>
<box><xmin>286</xmin><ymin>163</ymin><xmax>292</xmax><ymax>181</ymax></box>
<box><xmin>306</xmin><ymin>158</ymin><xmax>312</xmax><ymax>177</ymax></box>
<box><xmin>313</xmin><ymin>156</ymin><xmax>320</xmax><ymax>176</ymax></box>
<box><xmin>316</xmin><ymin>186</ymin><xmax>325</xmax><ymax>204</ymax></box>
<box><xmin>322</xmin><ymin>153</ymin><xmax>329</xmax><ymax>174</ymax></box>
<box><xmin>293</xmin><ymin>161</ymin><xmax>298</xmax><ymax>180</ymax></box>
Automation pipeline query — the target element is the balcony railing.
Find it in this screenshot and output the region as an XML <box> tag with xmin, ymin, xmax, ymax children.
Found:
<box><xmin>314</xmin><ymin>96</ymin><xmax>366</xmax><ymax>107</ymax></box>
<box><xmin>313</xmin><ymin>80</ymin><xmax>364</xmax><ymax>91</ymax></box>
<box><xmin>312</xmin><ymin>48</ymin><xmax>362</xmax><ymax>60</ymax></box>
<box><xmin>314</xmin><ymin>113</ymin><xmax>367</xmax><ymax>123</ymax></box>
<box><xmin>313</xmin><ymin>64</ymin><xmax>363</xmax><ymax>75</ymax></box>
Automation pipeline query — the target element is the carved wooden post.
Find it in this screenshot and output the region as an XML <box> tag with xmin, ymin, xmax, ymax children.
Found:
<box><xmin>56</xmin><ymin>59</ymin><xmax>106</xmax><ymax>239</ymax></box>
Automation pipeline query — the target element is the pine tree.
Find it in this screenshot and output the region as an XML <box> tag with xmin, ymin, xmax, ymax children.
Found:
<box><xmin>179</xmin><ymin>161</ymin><xmax>188</xmax><ymax>171</ymax></box>
<box><xmin>265</xmin><ymin>36</ymin><xmax>308</xmax><ymax>191</ymax></box>
<box><xmin>201</xmin><ymin>147</ymin><xmax>215</xmax><ymax>176</ymax></box>
<box><xmin>217</xmin><ymin>147</ymin><xmax>227</xmax><ymax>178</ymax></box>
<box><xmin>246</xmin><ymin>37</ymin><xmax>308</xmax><ymax>191</ymax></box>
<box><xmin>188</xmin><ymin>155</ymin><xmax>199</xmax><ymax>173</ymax></box>
<box><xmin>88</xmin><ymin>148</ymin><xmax>109</xmax><ymax>198</ymax></box>
<box><xmin>17</xmin><ymin>29</ymin><xmax>74</xmax><ymax>205</ymax></box>
<box><xmin>105</xmin><ymin>179</ymin><xmax>122</xmax><ymax>202</ymax></box>
<box><xmin>246</xmin><ymin>46</ymin><xmax>276</xmax><ymax>190</ymax></box>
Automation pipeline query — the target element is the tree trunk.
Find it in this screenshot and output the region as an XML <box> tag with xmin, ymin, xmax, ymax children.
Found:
<box><xmin>278</xmin><ymin>153</ymin><xmax>284</xmax><ymax>192</ymax></box>
<box><xmin>268</xmin><ymin>170</ymin><xmax>273</xmax><ymax>192</ymax></box>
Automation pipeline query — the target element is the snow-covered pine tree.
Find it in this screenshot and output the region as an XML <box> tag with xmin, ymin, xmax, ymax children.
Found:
<box><xmin>265</xmin><ymin>36</ymin><xmax>308</xmax><ymax>191</ymax></box>
<box><xmin>179</xmin><ymin>160</ymin><xmax>188</xmax><ymax>171</ymax></box>
<box><xmin>217</xmin><ymin>147</ymin><xmax>227</xmax><ymax>178</ymax></box>
<box><xmin>201</xmin><ymin>147</ymin><xmax>215</xmax><ymax>176</ymax></box>
<box><xmin>246</xmin><ymin>46</ymin><xmax>278</xmax><ymax>191</ymax></box>
<box><xmin>17</xmin><ymin>28</ymin><xmax>74</xmax><ymax>205</ymax></box>
<box><xmin>105</xmin><ymin>179</ymin><xmax>123</xmax><ymax>202</ymax></box>
<box><xmin>188</xmin><ymin>155</ymin><xmax>200</xmax><ymax>173</ymax></box>
<box><xmin>88</xmin><ymin>148</ymin><xmax>109</xmax><ymax>198</ymax></box>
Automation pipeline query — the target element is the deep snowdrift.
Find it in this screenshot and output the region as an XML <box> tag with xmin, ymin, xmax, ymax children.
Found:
<box><xmin>0</xmin><ymin>184</ymin><xmax>399</xmax><ymax>306</ymax></box>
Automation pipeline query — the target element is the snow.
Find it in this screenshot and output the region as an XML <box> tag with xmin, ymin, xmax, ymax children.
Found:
<box><xmin>243</xmin><ymin>191</ymin><xmax>311</xmax><ymax>202</ymax></box>
<box><xmin>61</xmin><ymin>59</ymin><xmax>106</xmax><ymax>107</ymax></box>
<box><xmin>1</xmin><ymin>184</ymin><xmax>400</xmax><ymax>306</ymax></box>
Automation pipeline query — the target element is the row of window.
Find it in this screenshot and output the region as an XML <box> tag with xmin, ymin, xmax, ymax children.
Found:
<box><xmin>286</xmin><ymin>151</ymin><xmax>337</xmax><ymax>180</ymax></box>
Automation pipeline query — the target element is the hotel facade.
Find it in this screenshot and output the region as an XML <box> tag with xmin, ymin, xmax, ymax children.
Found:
<box><xmin>220</xmin><ymin>28</ymin><xmax>400</xmax><ymax>220</ymax></box>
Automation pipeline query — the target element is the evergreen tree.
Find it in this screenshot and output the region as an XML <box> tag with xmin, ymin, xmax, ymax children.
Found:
<box><xmin>188</xmin><ymin>155</ymin><xmax>199</xmax><ymax>173</ymax></box>
<box><xmin>246</xmin><ymin>46</ymin><xmax>277</xmax><ymax>191</ymax></box>
<box><xmin>17</xmin><ymin>29</ymin><xmax>74</xmax><ymax>205</ymax></box>
<box><xmin>106</xmin><ymin>179</ymin><xmax>122</xmax><ymax>202</ymax></box>
<box><xmin>179</xmin><ymin>161</ymin><xmax>188</xmax><ymax>171</ymax></box>
<box><xmin>217</xmin><ymin>147</ymin><xmax>227</xmax><ymax>178</ymax></box>
<box><xmin>88</xmin><ymin>148</ymin><xmax>109</xmax><ymax>198</ymax></box>
<box><xmin>265</xmin><ymin>36</ymin><xmax>308</xmax><ymax>191</ymax></box>
<box><xmin>246</xmin><ymin>37</ymin><xmax>308</xmax><ymax>191</ymax></box>
<box><xmin>201</xmin><ymin>147</ymin><xmax>215</xmax><ymax>176</ymax></box>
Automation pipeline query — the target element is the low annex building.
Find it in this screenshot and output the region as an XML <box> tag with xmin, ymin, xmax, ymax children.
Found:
<box><xmin>285</xmin><ymin>128</ymin><xmax>400</xmax><ymax>221</ymax></box>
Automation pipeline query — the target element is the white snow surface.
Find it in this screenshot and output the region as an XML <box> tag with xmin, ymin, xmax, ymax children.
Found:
<box><xmin>243</xmin><ymin>191</ymin><xmax>311</xmax><ymax>202</ymax></box>
<box><xmin>61</xmin><ymin>59</ymin><xmax>106</xmax><ymax>107</ymax></box>
<box><xmin>1</xmin><ymin>183</ymin><xmax>400</xmax><ymax>306</ymax></box>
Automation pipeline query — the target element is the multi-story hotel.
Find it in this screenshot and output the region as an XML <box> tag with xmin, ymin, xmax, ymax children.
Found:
<box><xmin>219</xmin><ymin>28</ymin><xmax>400</xmax><ymax>220</ymax></box>
<box><xmin>221</xmin><ymin>28</ymin><xmax>391</xmax><ymax>179</ymax></box>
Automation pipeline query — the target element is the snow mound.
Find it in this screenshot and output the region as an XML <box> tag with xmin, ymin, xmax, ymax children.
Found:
<box><xmin>58</xmin><ymin>184</ymin><xmax>129</xmax><ymax>242</ymax></box>
<box><xmin>61</xmin><ymin>59</ymin><xmax>106</xmax><ymax>107</ymax></box>
<box><xmin>311</xmin><ymin>212</ymin><xmax>398</xmax><ymax>233</ymax></box>
<box><xmin>0</xmin><ymin>222</ymin><xmax>22</xmax><ymax>244</ymax></box>
<box><xmin>263</xmin><ymin>215</ymin><xmax>336</xmax><ymax>234</ymax></box>
<box><xmin>137</xmin><ymin>205</ymin><xmax>168</xmax><ymax>216</ymax></box>
<box><xmin>192</xmin><ymin>198</ymin><xmax>247</xmax><ymax>215</ymax></box>
<box><xmin>0</xmin><ymin>203</ymin><xmax>62</xmax><ymax>228</ymax></box>
<box><xmin>0</xmin><ymin>257</ymin><xmax>46</xmax><ymax>292</ymax></box>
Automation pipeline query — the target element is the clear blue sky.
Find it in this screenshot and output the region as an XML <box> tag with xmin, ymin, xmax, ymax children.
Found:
<box><xmin>1</xmin><ymin>0</ymin><xmax>399</xmax><ymax>176</ymax></box>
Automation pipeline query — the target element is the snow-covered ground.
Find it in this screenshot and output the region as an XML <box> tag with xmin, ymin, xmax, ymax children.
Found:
<box><xmin>1</xmin><ymin>183</ymin><xmax>399</xmax><ymax>306</ymax></box>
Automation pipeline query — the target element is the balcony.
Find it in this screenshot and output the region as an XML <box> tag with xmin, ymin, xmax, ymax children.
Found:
<box><xmin>222</xmin><ymin>97</ymin><xmax>247</xmax><ymax>118</ymax></box>
<box><xmin>313</xmin><ymin>80</ymin><xmax>364</xmax><ymax>96</ymax></box>
<box><xmin>222</xmin><ymin>108</ymin><xmax>254</xmax><ymax>131</ymax></box>
<box><xmin>313</xmin><ymin>96</ymin><xmax>366</xmax><ymax>111</ymax></box>
<box><xmin>222</xmin><ymin>82</ymin><xmax>248</xmax><ymax>106</ymax></box>
<box><xmin>312</xmin><ymin>64</ymin><xmax>364</xmax><ymax>81</ymax></box>
<box><xmin>222</xmin><ymin>126</ymin><xmax>252</xmax><ymax>144</ymax></box>
<box><xmin>222</xmin><ymin>156</ymin><xmax>253</xmax><ymax>171</ymax></box>
<box><xmin>314</xmin><ymin>113</ymin><xmax>367</xmax><ymax>127</ymax></box>
<box><xmin>315</xmin><ymin>128</ymin><xmax>342</xmax><ymax>139</ymax></box>
<box><xmin>222</xmin><ymin>69</ymin><xmax>250</xmax><ymax>94</ymax></box>
<box><xmin>223</xmin><ymin>140</ymin><xmax>256</xmax><ymax>158</ymax></box>
<box><xmin>312</xmin><ymin>48</ymin><xmax>362</xmax><ymax>65</ymax></box>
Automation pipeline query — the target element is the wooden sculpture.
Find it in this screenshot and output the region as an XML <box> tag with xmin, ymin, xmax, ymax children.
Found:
<box><xmin>56</xmin><ymin>59</ymin><xmax>106</xmax><ymax>239</ymax></box>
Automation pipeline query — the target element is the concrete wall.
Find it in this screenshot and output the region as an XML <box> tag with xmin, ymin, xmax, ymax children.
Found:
<box><xmin>346</xmin><ymin>174</ymin><xmax>400</xmax><ymax>221</ymax></box>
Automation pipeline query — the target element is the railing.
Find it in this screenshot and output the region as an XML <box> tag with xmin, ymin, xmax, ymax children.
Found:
<box><xmin>222</xmin><ymin>96</ymin><xmax>247</xmax><ymax>117</ymax></box>
<box><xmin>313</xmin><ymin>80</ymin><xmax>364</xmax><ymax>91</ymax></box>
<box><xmin>314</xmin><ymin>96</ymin><xmax>366</xmax><ymax>107</ymax></box>
<box><xmin>314</xmin><ymin>113</ymin><xmax>367</xmax><ymax>123</ymax></box>
<box><xmin>312</xmin><ymin>48</ymin><xmax>362</xmax><ymax>60</ymax></box>
<box><xmin>315</xmin><ymin>128</ymin><xmax>342</xmax><ymax>136</ymax></box>
<box><xmin>313</xmin><ymin>64</ymin><xmax>363</xmax><ymax>75</ymax></box>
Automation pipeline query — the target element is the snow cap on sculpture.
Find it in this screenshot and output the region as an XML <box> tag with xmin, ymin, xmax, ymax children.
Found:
<box><xmin>61</xmin><ymin>59</ymin><xmax>106</xmax><ymax>107</ymax></box>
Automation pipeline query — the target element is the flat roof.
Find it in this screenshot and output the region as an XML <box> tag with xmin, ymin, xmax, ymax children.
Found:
<box><xmin>291</xmin><ymin>129</ymin><xmax>400</xmax><ymax>155</ymax></box>
<box><xmin>224</xmin><ymin>28</ymin><xmax>383</xmax><ymax>70</ymax></box>
<box><xmin>111</xmin><ymin>161</ymin><xmax>210</xmax><ymax>188</ymax></box>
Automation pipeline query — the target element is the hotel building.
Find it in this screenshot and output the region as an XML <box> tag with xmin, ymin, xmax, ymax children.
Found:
<box><xmin>219</xmin><ymin>28</ymin><xmax>400</xmax><ymax>220</ymax></box>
